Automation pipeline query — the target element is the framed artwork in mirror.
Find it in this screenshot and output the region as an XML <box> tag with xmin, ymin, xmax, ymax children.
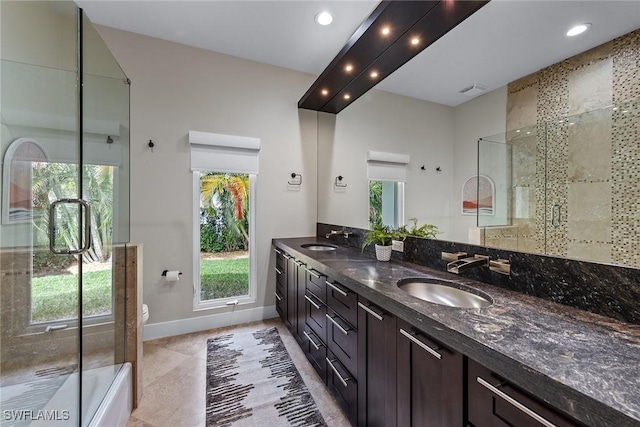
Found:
<box><xmin>2</xmin><ymin>137</ymin><xmax>48</xmax><ymax>224</ymax></box>
<box><xmin>462</xmin><ymin>175</ymin><xmax>494</xmax><ymax>215</ymax></box>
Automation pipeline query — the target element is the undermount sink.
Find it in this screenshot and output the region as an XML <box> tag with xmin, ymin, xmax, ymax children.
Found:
<box><xmin>301</xmin><ymin>243</ymin><xmax>337</xmax><ymax>251</ymax></box>
<box><xmin>397</xmin><ymin>278</ymin><xmax>493</xmax><ymax>308</ymax></box>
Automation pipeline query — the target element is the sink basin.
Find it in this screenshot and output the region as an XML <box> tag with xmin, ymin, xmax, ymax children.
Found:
<box><xmin>301</xmin><ymin>243</ymin><xmax>337</xmax><ymax>251</ymax></box>
<box><xmin>397</xmin><ymin>278</ymin><xmax>492</xmax><ymax>308</ymax></box>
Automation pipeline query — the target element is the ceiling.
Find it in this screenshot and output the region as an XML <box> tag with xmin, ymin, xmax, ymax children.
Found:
<box><xmin>78</xmin><ymin>0</ymin><xmax>640</xmax><ymax>107</ymax></box>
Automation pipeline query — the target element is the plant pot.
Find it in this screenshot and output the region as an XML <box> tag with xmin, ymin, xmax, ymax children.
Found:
<box><xmin>375</xmin><ymin>244</ymin><xmax>392</xmax><ymax>261</ymax></box>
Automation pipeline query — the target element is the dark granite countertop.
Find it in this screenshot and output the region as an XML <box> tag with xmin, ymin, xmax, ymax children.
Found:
<box><xmin>273</xmin><ymin>237</ymin><xmax>640</xmax><ymax>427</ymax></box>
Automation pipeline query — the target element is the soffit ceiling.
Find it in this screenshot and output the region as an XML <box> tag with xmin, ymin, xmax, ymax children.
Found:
<box><xmin>78</xmin><ymin>0</ymin><xmax>640</xmax><ymax>107</ymax></box>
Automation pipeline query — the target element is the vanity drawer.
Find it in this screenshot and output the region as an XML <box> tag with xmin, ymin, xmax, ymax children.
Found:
<box><xmin>303</xmin><ymin>328</ymin><xmax>327</xmax><ymax>383</ymax></box>
<box><xmin>327</xmin><ymin>351</ymin><xmax>358</xmax><ymax>427</ymax></box>
<box><xmin>326</xmin><ymin>308</ymin><xmax>358</xmax><ymax>379</ymax></box>
<box><xmin>275</xmin><ymin>262</ymin><xmax>286</xmax><ymax>291</ymax></box>
<box><xmin>305</xmin><ymin>291</ymin><xmax>327</xmax><ymax>342</ymax></box>
<box><xmin>274</xmin><ymin>290</ymin><xmax>285</xmax><ymax>320</ymax></box>
<box><xmin>326</xmin><ymin>279</ymin><xmax>358</xmax><ymax>326</ymax></box>
<box><xmin>305</xmin><ymin>267</ymin><xmax>326</xmax><ymax>301</ymax></box>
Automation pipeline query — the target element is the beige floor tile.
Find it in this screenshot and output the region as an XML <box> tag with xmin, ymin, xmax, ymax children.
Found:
<box><xmin>130</xmin><ymin>318</ymin><xmax>348</xmax><ymax>426</ymax></box>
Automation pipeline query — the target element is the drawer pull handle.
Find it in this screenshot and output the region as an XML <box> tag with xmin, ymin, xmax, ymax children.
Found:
<box><xmin>357</xmin><ymin>302</ymin><xmax>384</xmax><ymax>321</ymax></box>
<box><xmin>274</xmin><ymin>248</ymin><xmax>282</xmax><ymax>255</ymax></box>
<box><xmin>305</xmin><ymin>268</ymin><xmax>322</xmax><ymax>279</ymax></box>
<box><xmin>399</xmin><ymin>328</ymin><xmax>442</xmax><ymax>360</ymax></box>
<box><xmin>294</xmin><ymin>260</ymin><xmax>306</xmax><ymax>267</ymax></box>
<box><xmin>303</xmin><ymin>331</ymin><xmax>323</xmax><ymax>350</ymax></box>
<box><xmin>326</xmin><ymin>314</ymin><xmax>350</xmax><ymax>335</ymax></box>
<box><xmin>282</xmin><ymin>253</ymin><xmax>292</xmax><ymax>260</ymax></box>
<box><xmin>477</xmin><ymin>377</ymin><xmax>557</xmax><ymax>427</ymax></box>
<box><xmin>304</xmin><ymin>295</ymin><xmax>321</xmax><ymax>310</ymax></box>
<box><xmin>326</xmin><ymin>280</ymin><xmax>349</xmax><ymax>297</ymax></box>
<box><xmin>274</xmin><ymin>267</ymin><xmax>282</xmax><ymax>275</ymax></box>
<box><xmin>326</xmin><ymin>358</ymin><xmax>351</xmax><ymax>388</ymax></box>
<box><xmin>274</xmin><ymin>292</ymin><xmax>282</xmax><ymax>302</ymax></box>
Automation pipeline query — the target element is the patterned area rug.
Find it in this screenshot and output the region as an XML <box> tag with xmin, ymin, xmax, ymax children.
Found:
<box><xmin>206</xmin><ymin>327</ymin><xmax>327</xmax><ymax>427</ymax></box>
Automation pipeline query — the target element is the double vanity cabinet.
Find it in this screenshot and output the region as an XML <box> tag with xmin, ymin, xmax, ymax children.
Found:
<box><xmin>270</xmin><ymin>239</ymin><xmax>632</xmax><ymax>427</ymax></box>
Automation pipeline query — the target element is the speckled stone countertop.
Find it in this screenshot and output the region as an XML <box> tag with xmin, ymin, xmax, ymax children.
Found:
<box><xmin>273</xmin><ymin>237</ymin><xmax>640</xmax><ymax>427</ymax></box>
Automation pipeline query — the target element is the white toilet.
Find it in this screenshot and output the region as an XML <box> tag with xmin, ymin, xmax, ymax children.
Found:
<box><xmin>142</xmin><ymin>304</ymin><xmax>149</xmax><ymax>324</ymax></box>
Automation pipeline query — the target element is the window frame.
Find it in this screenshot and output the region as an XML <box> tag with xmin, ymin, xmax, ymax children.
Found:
<box><xmin>192</xmin><ymin>172</ymin><xmax>257</xmax><ymax>310</ymax></box>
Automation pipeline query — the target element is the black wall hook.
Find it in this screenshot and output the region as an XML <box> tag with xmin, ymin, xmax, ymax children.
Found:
<box><xmin>335</xmin><ymin>175</ymin><xmax>347</xmax><ymax>188</ymax></box>
<box><xmin>148</xmin><ymin>139</ymin><xmax>155</xmax><ymax>148</ymax></box>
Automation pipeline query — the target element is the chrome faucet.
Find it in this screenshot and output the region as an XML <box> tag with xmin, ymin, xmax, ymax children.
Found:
<box><xmin>326</xmin><ymin>229</ymin><xmax>352</xmax><ymax>239</ymax></box>
<box><xmin>447</xmin><ymin>255</ymin><xmax>489</xmax><ymax>274</ymax></box>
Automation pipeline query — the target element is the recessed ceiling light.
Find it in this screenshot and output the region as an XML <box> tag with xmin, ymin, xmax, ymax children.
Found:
<box><xmin>370</xmin><ymin>71</ymin><xmax>379</xmax><ymax>78</ymax></box>
<box><xmin>345</xmin><ymin>64</ymin><xmax>353</xmax><ymax>72</ymax></box>
<box><xmin>411</xmin><ymin>37</ymin><xmax>420</xmax><ymax>45</ymax></box>
<box><xmin>315</xmin><ymin>11</ymin><xmax>333</xmax><ymax>26</ymax></box>
<box><xmin>321</xmin><ymin>89</ymin><xmax>329</xmax><ymax>96</ymax></box>
<box><xmin>567</xmin><ymin>23</ymin><xmax>591</xmax><ymax>37</ymax></box>
<box><xmin>381</xmin><ymin>27</ymin><xmax>390</xmax><ymax>35</ymax></box>
<box><xmin>344</xmin><ymin>94</ymin><xmax>351</xmax><ymax>100</ymax></box>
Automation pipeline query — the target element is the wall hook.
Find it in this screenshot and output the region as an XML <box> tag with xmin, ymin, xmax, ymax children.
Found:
<box><xmin>288</xmin><ymin>173</ymin><xmax>302</xmax><ymax>186</ymax></box>
<box><xmin>420</xmin><ymin>165</ymin><xmax>426</xmax><ymax>170</ymax></box>
<box><xmin>148</xmin><ymin>139</ymin><xmax>155</xmax><ymax>148</ymax></box>
<box><xmin>436</xmin><ymin>166</ymin><xmax>442</xmax><ymax>173</ymax></box>
<box><xmin>335</xmin><ymin>175</ymin><xmax>347</xmax><ymax>188</ymax></box>
<box><xmin>106</xmin><ymin>136</ymin><xmax>114</xmax><ymax>145</ymax></box>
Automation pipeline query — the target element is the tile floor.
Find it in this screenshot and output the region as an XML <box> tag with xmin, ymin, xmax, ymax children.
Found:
<box><xmin>127</xmin><ymin>318</ymin><xmax>349</xmax><ymax>427</ymax></box>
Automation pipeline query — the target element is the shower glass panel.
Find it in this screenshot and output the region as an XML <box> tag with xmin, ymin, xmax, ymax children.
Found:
<box><xmin>0</xmin><ymin>1</ymin><xmax>130</xmax><ymax>426</ymax></box>
<box><xmin>478</xmin><ymin>101</ymin><xmax>639</xmax><ymax>267</ymax></box>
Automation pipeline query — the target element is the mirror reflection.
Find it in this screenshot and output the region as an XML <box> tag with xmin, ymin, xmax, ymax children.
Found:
<box><xmin>316</xmin><ymin>2</ymin><xmax>640</xmax><ymax>269</ymax></box>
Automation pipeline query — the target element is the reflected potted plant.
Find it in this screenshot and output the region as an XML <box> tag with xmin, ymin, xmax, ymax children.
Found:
<box><xmin>361</xmin><ymin>223</ymin><xmax>398</xmax><ymax>261</ymax></box>
<box><xmin>396</xmin><ymin>218</ymin><xmax>439</xmax><ymax>239</ymax></box>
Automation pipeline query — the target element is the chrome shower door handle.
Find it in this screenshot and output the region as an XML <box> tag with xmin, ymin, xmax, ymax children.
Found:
<box><xmin>49</xmin><ymin>198</ymin><xmax>91</xmax><ymax>255</ymax></box>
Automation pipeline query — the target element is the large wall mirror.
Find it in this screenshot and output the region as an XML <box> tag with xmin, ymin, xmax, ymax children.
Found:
<box><xmin>316</xmin><ymin>1</ymin><xmax>640</xmax><ymax>269</ymax></box>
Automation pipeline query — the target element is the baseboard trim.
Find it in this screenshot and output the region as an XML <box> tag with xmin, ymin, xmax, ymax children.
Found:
<box><xmin>143</xmin><ymin>305</ymin><xmax>278</xmax><ymax>341</ymax></box>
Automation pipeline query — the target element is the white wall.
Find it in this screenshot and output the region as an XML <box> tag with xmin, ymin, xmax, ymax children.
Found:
<box><xmin>317</xmin><ymin>89</ymin><xmax>456</xmax><ymax>237</ymax></box>
<box><xmin>450</xmin><ymin>87</ymin><xmax>507</xmax><ymax>243</ymax></box>
<box><xmin>95</xmin><ymin>26</ymin><xmax>318</xmax><ymax>329</ymax></box>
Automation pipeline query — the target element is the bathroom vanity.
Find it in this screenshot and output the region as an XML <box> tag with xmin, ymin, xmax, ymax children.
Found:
<box><xmin>272</xmin><ymin>237</ymin><xmax>640</xmax><ymax>427</ymax></box>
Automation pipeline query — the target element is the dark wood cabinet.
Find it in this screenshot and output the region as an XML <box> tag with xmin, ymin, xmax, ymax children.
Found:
<box><xmin>327</xmin><ymin>350</ymin><xmax>358</xmax><ymax>426</ymax></box>
<box><xmin>326</xmin><ymin>308</ymin><xmax>358</xmax><ymax>379</ymax></box>
<box><xmin>285</xmin><ymin>255</ymin><xmax>296</xmax><ymax>330</ymax></box>
<box><xmin>357</xmin><ymin>296</ymin><xmax>397</xmax><ymax>427</ymax></box>
<box><xmin>274</xmin><ymin>248</ymin><xmax>287</xmax><ymax>323</ymax></box>
<box><xmin>397</xmin><ymin>319</ymin><xmax>463</xmax><ymax>427</ymax></box>
<box><xmin>468</xmin><ymin>359</ymin><xmax>583</xmax><ymax>427</ymax></box>
<box><xmin>295</xmin><ymin>259</ymin><xmax>307</xmax><ymax>343</ymax></box>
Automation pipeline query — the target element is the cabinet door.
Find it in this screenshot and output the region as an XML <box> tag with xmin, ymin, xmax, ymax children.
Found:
<box><xmin>327</xmin><ymin>350</ymin><xmax>358</xmax><ymax>426</ymax></box>
<box><xmin>397</xmin><ymin>319</ymin><xmax>463</xmax><ymax>427</ymax></box>
<box><xmin>468</xmin><ymin>359</ymin><xmax>582</xmax><ymax>427</ymax></box>
<box><xmin>326</xmin><ymin>309</ymin><xmax>357</xmax><ymax>378</ymax></box>
<box><xmin>305</xmin><ymin>291</ymin><xmax>327</xmax><ymax>342</ymax></box>
<box><xmin>295</xmin><ymin>259</ymin><xmax>307</xmax><ymax>343</ymax></box>
<box><xmin>357</xmin><ymin>297</ymin><xmax>397</xmax><ymax>427</ymax></box>
<box><xmin>285</xmin><ymin>255</ymin><xmax>296</xmax><ymax>330</ymax></box>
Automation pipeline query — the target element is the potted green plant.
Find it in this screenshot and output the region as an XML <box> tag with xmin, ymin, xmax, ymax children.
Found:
<box><xmin>361</xmin><ymin>223</ymin><xmax>398</xmax><ymax>261</ymax></box>
<box><xmin>396</xmin><ymin>218</ymin><xmax>439</xmax><ymax>239</ymax></box>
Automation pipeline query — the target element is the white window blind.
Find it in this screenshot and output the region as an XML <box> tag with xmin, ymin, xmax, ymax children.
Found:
<box><xmin>366</xmin><ymin>150</ymin><xmax>410</xmax><ymax>182</ymax></box>
<box><xmin>189</xmin><ymin>130</ymin><xmax>261</xmax><ymax>174</ymax></box>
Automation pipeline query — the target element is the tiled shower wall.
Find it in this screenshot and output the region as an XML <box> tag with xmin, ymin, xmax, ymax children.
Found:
<box><xmin>503</xmin><ymin>28</ymin><xmax>640</xmax><ymax>267</ymax></box>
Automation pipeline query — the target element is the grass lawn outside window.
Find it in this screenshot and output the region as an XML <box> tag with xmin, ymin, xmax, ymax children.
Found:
<box><xmin>200</xmin><ymin>257</ymin><xmax>249</xmax><ymax>301</ymax></box>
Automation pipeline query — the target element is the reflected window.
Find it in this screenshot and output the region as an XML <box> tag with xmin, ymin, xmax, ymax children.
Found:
<box><xmin>369</xmin><ymin>180</ymin><xmax>404</xmax><ymax>229</ymax></box>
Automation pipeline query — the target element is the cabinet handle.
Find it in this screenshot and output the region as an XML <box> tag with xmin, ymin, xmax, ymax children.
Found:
<box><xmin>399</xmin><ymin>328</ymin><xmax>442</xmax><ymax>360</ymax></box>
<box><xmin>477</xmin><ymin>377</ymin><xmax>557</xmax><ymax>427</ymax></box>
<box><xmin>274</xmin><ymin>267</ymin><xmax>282</xmax><ymax>275</ymax></box>
<box><xmin>326</xmin><ymin>280</ymin><xmax>349</xmax><ymax>297</ymax></box>
<box><xmin>274</xmin><ymin>248</ymin><xmax>282</xmax><ymax>255</ymax></box>
<box><xmin>282</xmin><ymin>253</ymin><xmax>292</xmax><ymax>260</ymax></box>
<box><xmin>326</xmin><ymin>314</ymin><xmax>350</xmax><ymax>335</ymax></box>
<box><xmin>304</xmin><ymin>295</ymin><xmax>321</xmax><ymax>310</ymax></box>
<box><xmin>326</xmin><ymin>358</ymin><xmax>351</xmax><ymax>388</ymax></box>
<box><xmin>303</xmin><ymin>331</ymin><xmax>323</xmax><ymax>350</ymax></box>
<box><xmin>305</xmin><ymin>267</ymin><xmax>322</xmax><ymax>279</ymax></box>
<box><xmin>294</xmin><ymin>260</ymin><xmax>306</xmax><ymax>267</ymax></box>
<box><xmin>274</xmin><ymin>292</ymin><xmax>282</xmax><ymax>302</ymax></box>
<box><xmin>357</xmin><ymin>302</ymin><xmax>384</xmax><ymax>321</ymax></box>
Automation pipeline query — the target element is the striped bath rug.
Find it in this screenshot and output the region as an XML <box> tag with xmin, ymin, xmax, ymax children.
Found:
<box><xmin>206</xmin><ymin>327</ymin><xmax>327</xmax><ymax>427</ymax></box>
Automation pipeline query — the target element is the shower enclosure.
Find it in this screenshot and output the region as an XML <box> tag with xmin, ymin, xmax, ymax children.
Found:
<box><xmin>1</xmin><ymin>1</ymin><xmax>131</xmax><ymax>426</ymax></box>
<box><xmin>477</xmin><ymin>100</ymin><xmax>639</xmax><ymax>268</ymax></box>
